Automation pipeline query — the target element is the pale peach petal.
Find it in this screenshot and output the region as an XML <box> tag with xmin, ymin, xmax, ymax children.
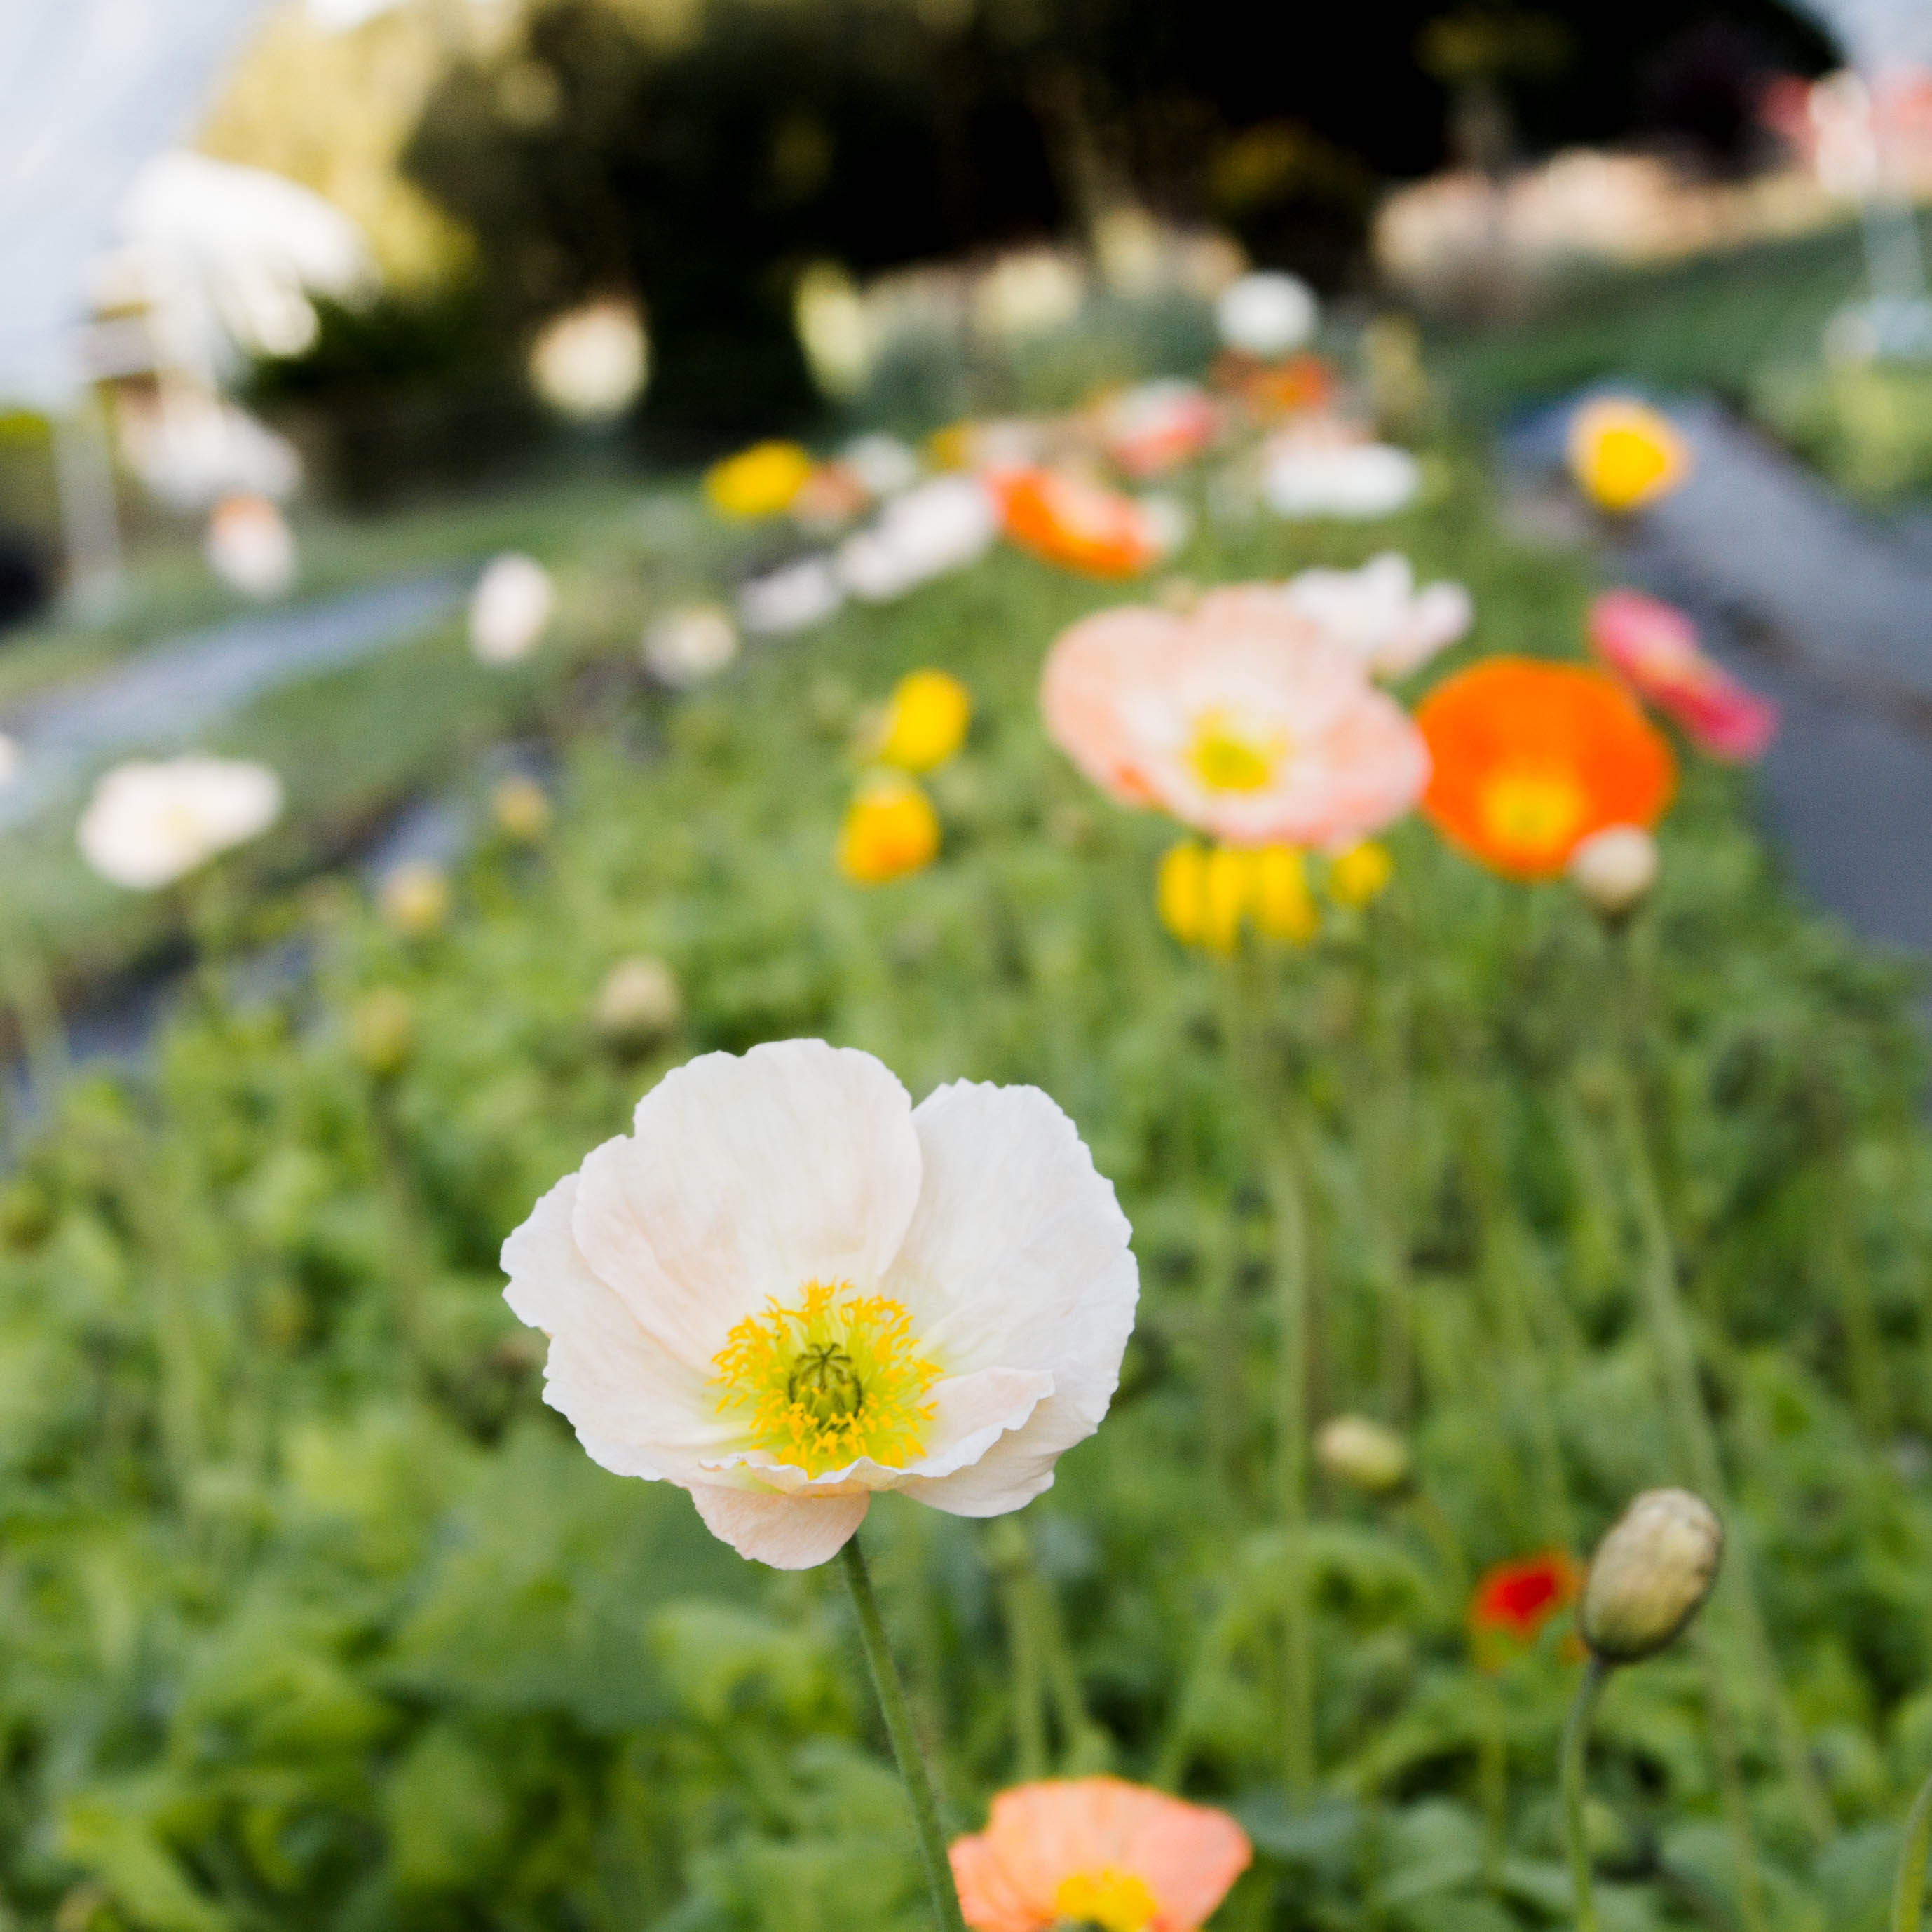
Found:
<box><xmin>687</xmin><ymin>1483</ymin><xmax>870</xmax><ymax>1568</ymax></box>
<box><xmin>1041</xmin><ymin>605</ymin><xmax>1183</xmax><ymax>805</ymax></box>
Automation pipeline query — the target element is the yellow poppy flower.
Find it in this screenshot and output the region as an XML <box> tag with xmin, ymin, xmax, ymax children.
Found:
<box><xmin>704</xmin><ymin>440</ymin><xmax>815</xmax><ymax>519</ymax></box>
<box><xmin>873</xmin><ymin>670</ymin><xmax>972</xmax><ymax>772</ymax></box>
<box><xmin>1157</xmin><ymin>841</ymin><xmax>1317</xmax><ymax>951</ymax></box>
<box><xmin>838</xmin><ymin>773</ymin><xmax>940</xmax><ymax>883</ymax></box>
<box><xmin>1566</xmin><ymin>399</ymin><xmax>1691</xmax><ymax>513</ymax></box>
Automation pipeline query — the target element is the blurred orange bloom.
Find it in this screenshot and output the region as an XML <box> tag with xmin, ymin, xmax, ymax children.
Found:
<box><xmin>1042</xmin><ymin>589</ymin><xmax>1429</xmax><ymax>849</ymax></box>
<box><xmin>1469</xmin><ymin>1550</ymin><xmax>1581</xmax><ymax>1664</ymax></box>
<box><xmin>951</xmin><ymin>1778</ymin><xmax>1251</xmax><ymax>1932</ymax></box>
<box><xmin>837</xmin><ymin>773</ymin><xmax>939</xmax><ymax>883</ymax></box>
<box><xmin>1417</xmin><ymin>656</ymin><xmax>1675</xmax><ymax>880</ymax></box>
<box><xmin>998</xmin><ymin>468</ymin><xmax>1168</xmax><ymax>578</ymax></box>
<box><xmin>1215</xmin><ymin>350</ymin><xmax>1338</xmax><ymax>421</ymax></box>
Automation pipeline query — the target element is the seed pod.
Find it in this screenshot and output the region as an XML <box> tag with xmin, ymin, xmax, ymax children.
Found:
<box><xmin>595</xmin><ymin>957</ymin><xmax>683</xmax><ymax>1048</ymax></box>
<box><xmin>1567</xmin><ymin>824</ymin><xmax>1658</xmax><ymax>918</ymax></box>
<box><xmin>1315</xmin><ymin>1415</ymin><xmax>1411</xmax><ymax>1497</ymax></box>
<box><xmin>1581</xmin><ymin>1487</ymin><xmax>1722</xmax><ymax>1665</ymax></box>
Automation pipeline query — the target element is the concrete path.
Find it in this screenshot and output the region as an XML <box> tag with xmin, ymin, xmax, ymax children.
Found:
<box><xmin>0</xmin><ymin>570</ymin><xmax>468</xmax><ymax>830</ymax></box>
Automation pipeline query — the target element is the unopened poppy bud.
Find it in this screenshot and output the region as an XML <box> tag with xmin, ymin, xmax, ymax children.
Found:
<box><xmin>1581</xmin><ymin>1487</ymin><xmax>1722</xmax><ymax>1664</ymax></box>
<box><xmin>349</xmin><ymin>988</ymin><xmax>415</xmax><ymax>1078</ymax></box>
<box><xmin>379</xmin><ymin>861</ymin><xmax>452</xmax><ymax>939</ymax></box>
<box><xmin>491</xmin><ymin>775</ymin><xmax>551</xmax><ymax>843</ymax></box>
<box><xmin>1316</xmin><ymin>1415</ymin><xmax>1411</xmax><ymax>1495</ymax></box>
<box><xmin>1567</xmin><ymin>825</ymin><xmax>1657</xmax><ymax>917</ymax></box>
<box><xmin>594</xmin><ymin>957</ymin><xmax>683</xmax><ymax>1047</ymax></box>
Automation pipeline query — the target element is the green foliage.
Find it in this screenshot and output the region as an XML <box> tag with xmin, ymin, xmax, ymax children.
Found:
<box><xmin>0</xmin><ymin>440</ymin><xmax>1927</xmax><ymax>1932</ymax></box>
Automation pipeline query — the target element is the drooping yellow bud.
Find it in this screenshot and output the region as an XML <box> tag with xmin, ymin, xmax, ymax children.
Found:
<box><xmin>874</xmin><ymin>670</ymin><xmax>972</xmax><ymax>772</ymax></box>
<box><xmin>838</xmin><ymin>773</ymin><xmax>940</xmax><ymax>884</ymax></box>
<box><xmin>1328</xmin><ymin>840</ymin><xmax>1393</xmax><ymax>907</ymax></box>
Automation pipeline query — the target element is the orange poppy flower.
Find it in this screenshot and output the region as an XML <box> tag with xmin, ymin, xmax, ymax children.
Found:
<box><xmin>997</xmin><ymin>468</ymin><xmax>1171</xmax><ymax>578</ymax></box>
<box><xmin>1469</xmin><ymin>1549</ymin><xmax>1581</xmax><ymax>1665</ymax></box>
<box><xmin>951</xmin><ymin>1778</ymin><xmax>1251</xmax><ymax>1932</ymax></box>
<box><xmin>1417</xmin><ymin>656</ymin><xmax>1675</xmax><ymax>880</ymax></box>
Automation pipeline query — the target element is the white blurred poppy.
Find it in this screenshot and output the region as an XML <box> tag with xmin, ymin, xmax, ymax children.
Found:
<box><xmin>841</xmin><ymin>432</ymin><xmax>921</xmax><ymax>498</ymax></box>
<box><xmin>1216</xmin><ymin>271</ymin><xmax>1319</xmax><ymax>358</ymax></box>
<box><xmin>205</xmin><ymin>494</ymin><xmax>296</xmax><ymax>599</ymax></box>
<box><xmin>470</xmin><ymin>554</ymin><xmax>554</xmax><ymax>665</ymax></box>
<box><xmin>78</xmin><ymin>756</ymin><xmax>283</xmax><ymax>891</ymax></box>
<box><xmin>501</xmin><ymin>1039</ymin><xmax>1138</xmax><ymax>1569</ymax></box>
<box><xmin>1260</xmin><ymin>441</ymin><xmax>1421</xmax><ymax>519</ymax></box>
<box><xmin>643</xmin><ymin>604</ymin><xmax>740</xmax><ymax>687</ymax></box>
<box><xmin>737</xmin><ymin>555</ymin><xmax>843</xmax><ymax>636</ymax></box>
<box><xmin>529</xmin><ymin>299</ymin><xmax>648</xmax><ymax>421</ymax></box>
<box><xmin>837</xmin><ymin>476</ymin><xmax>999</xmax><ymax>602</ymax></box>
<box><xmin>1282</xmin><ymin>552</ymin><xmax>1473</xmax><ymax>679</ymax></box>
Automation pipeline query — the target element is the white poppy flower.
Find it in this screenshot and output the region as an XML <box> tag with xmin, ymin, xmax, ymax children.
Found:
<box><xmin>78</xmin><ymin>756</ymin><xmax>283</xmax><ymax>891</ymax></box>
<box><xmin>1282</xmin><ymin>552</ymin><xmax>1473</xmax><ymax>679</ymax></box>
<box><xmin>1260</xmin><ymin>442</ymin><xmax>1421</xmax><ymax>519</ymax></box>
<box><xmin>470</xmin><ymin>555</ymin><xmax>555</xmax><ymax>665</ymax></box>
<box><xmin>643</xmin><ymin>604</ymin><xmax>740</xmax><ymax>687</ymax></box>
<box><xmin>837</xmin><ymin>476</ymin><xmax>999</xmax><ymax>602</ymax></box>
<box><xmin>841</xmin><ymin>433</ymin><xmax>922</xmax><ymax>498</ymax></box>
<box><xmin>205</xmin><ymin>494</ymin><xmax>297</xmax><ymax>599</ymax></box>
<box><xmin>501</xmin><ymin>1039</ymin><xmax>1139</xmax><ymax>1570</ymax></box>
<box><xmin>1216</xmin><ymin>271</ymin><xmax>1318</xmax><ymax>358</ymax></box>
<box><xmin>738</xmin><ymin>555</ymin><xmax>843</xmax><ymax>635</ymax></box>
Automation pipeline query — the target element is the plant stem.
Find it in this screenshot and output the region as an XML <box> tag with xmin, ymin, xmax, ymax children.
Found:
<box><xmin>1604</xmin><ymin>931</ymin><xmax>1832</xmax><ymax>1845</ymax></box>
<box><xmin>1561</xmin><ymin>1654</ymin><xmax>1610</xmax><ymax>1932</ymax></box>
<box><xmin>987</xmin><ymin>1521</ymin><xmax>1048</xmax><ymax>1780</ymax></box>
<box><xmin>1694</xmin><ymin>1622</ymin><xmax>1771</xmax><ymax>1932</ymax></box>
<box><xmin>1892</xmin><ymin>1767</ymin><xmax>1932</xmax><ymax>1932</ymax></box>
<box><xmin>839</xmin><ymin>1536</ymin><xmax>970</xmax><ymax>1932</ymax></box>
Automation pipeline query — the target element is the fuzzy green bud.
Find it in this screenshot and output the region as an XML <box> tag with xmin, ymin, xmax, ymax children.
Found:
<box><xmin>1581</xmin><ymin>1487</ymin><xmax>1722</xmax><ymax>1664</ymax></box>
<box><xmin>1315</xmin><ymin>1415</ymin><xmax>1412</xmax><ymax>1497</ymax></box>
<box><xmin>349</xmin><ymin>988</ymin><xmax>416</xmax><ymax>1079</ymax></box>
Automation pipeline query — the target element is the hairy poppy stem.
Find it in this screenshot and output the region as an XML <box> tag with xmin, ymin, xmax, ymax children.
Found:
<box><xmin>1561</xmin><ymin>1654</ymin><xmax>1610</xmax><ymax>1932</ymax></box>
<box><xmin>1891</xmin><ymin>1767</ymin><xmax>1932</xmax><ymax>1932</ymax></box>
<box><xmin>1605</xmin><ymin>925</ymin><xmax>1832</xmax><ymax>1846</ymax></box>
<box><xmin>839</xmin><ymin>1535</ymin><xmax>970</xmax><ymax>1932</ymax></box>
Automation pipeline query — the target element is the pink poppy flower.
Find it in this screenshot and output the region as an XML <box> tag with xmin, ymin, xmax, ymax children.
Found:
<box><xmin>1097</xmin><ymin>380</ymin><xmax>1221</xmax><ymax>479</ymax></box>
<box><xmin>1587</xmin><ymin>590</ymin><xmax>1778</xmax><ymax>762</ymax></box>
<box><xmin>1041</xmin><ymin>587</ymin><xmax>1429</xmax><ymax>849</ymax></box>
<box><xmin>951</xmin><ymin>1778</ymin><xmax>1251</xmax><ymax>1932</ymax></box>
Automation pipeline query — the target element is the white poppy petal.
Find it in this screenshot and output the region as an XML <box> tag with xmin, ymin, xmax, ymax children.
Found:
<box><xmin>907</xmin><ymin>1367</ymin><xmax>1056</xmax><ymax>1481</ymax></box>
<box><xmin>571</xmin><ymin>1040</ymin><xmax>924</xmax><ymax>1366</ymax></box>
<box><xmin>880</xmin><ymin>1082</ymin><xmax>1137</xmax><ymax>1510</ymax></box>
<box><xmin>688</xmin><ymin>1483</ymin><xmax>870</xmax><ymax>1569</ymax></box>
<box><xmin>503</xmin><ymin>1174</ymin><xmax>735</xmax><ymax>1480</ymax></box>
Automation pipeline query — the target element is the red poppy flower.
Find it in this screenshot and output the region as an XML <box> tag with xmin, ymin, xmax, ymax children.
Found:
<box><xmin>1469</xmin><ymin>1549</ymin><xmax>1581</xmax><ymax>1663</ymax></box>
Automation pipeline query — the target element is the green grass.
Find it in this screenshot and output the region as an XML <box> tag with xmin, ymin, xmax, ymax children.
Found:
<box><xmin>0</xmin><ymin>442</ymin><xmax>1928</xmax><ymax>1932</ymax></box>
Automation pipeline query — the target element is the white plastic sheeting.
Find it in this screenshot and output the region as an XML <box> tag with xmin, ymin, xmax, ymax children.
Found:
<box><xmin>1788</xmin><ymin>0</ymin><xmax>1932</xmax><ymax>74</ymax></box>
<box><xmin>0</xmin><ymin>0</ymin><xmax>277</xmax><ymax>408</ymax></box>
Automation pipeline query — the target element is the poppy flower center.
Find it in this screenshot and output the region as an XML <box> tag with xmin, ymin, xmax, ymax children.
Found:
<box><xmin>1478</xmin><ymin>766</ymin><xmax>1586</xmax><ymax>864</ymax></box>
<box><xmin>710</xmin><ymin>1279</ymin><xmax>941</xmax><ymax>1477</ymax></box>
<box><xmin>1054</xmin><ymin>1866</ymin><xmax>1158</xmax><ymax>1932</ymax></box>
<box><xmin>1188</xmin><ymin>709</ymin><xmax>1288</xmax><ymax>792</ymax></box>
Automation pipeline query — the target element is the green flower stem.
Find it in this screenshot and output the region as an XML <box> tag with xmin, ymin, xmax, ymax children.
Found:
<box><xmin>838</xmin><ymin>1536</ymin><xmax>970</xmax><ymax>1932</ymax></box>
<box><xmin>986</xmin><ymin>1521</ymin><xmax>1049</xmax><ymax>1780</ymax></box>
<box><xmin>1694</xmin><ymin>1622</ymin><xmax>1771</xmax><ymax>1932</ymax></box>
<box><xmin>1216</xmin><ymin>953</ymin><xmax>1316</xmax><ymax>1804</ymax></box>
<box><xmin>1605</xmin><ymin>930</ymin><xmax>1832</xmax><ymax>1845</ymax></box>
<box><xmin>1891</xmin><ymin>1767</ymin><xmax>1932</xmax><ymax>1932</ymax></box>
<box><xmin>1561</xmin><ymin>1654</ymin><xmax>1611</xmax><ymax>1932</ymax></box>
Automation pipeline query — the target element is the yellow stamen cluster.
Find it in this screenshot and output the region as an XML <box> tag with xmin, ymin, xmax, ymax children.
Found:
<box><xmin>1186</xmin><ymin>709</ymin><xmax>1288</xmax><ymax>794</ymax></box>
<box><xmin>1053</xmin><ymin>1865</ymin><xmax>1159</xmax><ymax>1932</ymax></box>
<box><xmin>711</xmin><ymin>1280</ymin><xmax>941</xmax><ymax>1477</ymax></box>
<box><xmin>1478</xmin><ymin>767</ymin><xmax>1587</xmax><ymax>870</ymax></box>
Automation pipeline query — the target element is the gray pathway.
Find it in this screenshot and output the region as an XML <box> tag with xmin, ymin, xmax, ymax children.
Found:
<box><xmin>0</xmin><ymin>570</ymin><xmax>468</xmax><ymax>829</ymax></box>
<box><xmin>1506</xmin><ymin>395</ymin><xmax>1932</xmax><ymax>967</ymax></box>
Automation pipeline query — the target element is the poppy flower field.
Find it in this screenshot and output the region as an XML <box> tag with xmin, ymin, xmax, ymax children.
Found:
<box><xmin>4</xmin><ymin>299</ymin><xmax>1932</xmax><ymax>1932</ymax></box>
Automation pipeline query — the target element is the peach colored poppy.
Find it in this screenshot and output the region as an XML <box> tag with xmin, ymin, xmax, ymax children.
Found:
<box><xmin>1588</xmin><ymin>590</ymin><xmax>1778</xmax><ymax>762</ymax></box>
<box><xmin>950</xmin><ymin>1778</ymin><xmax>1251</xmax><ymax>1932</ymax></box>
<box><xmin>1041</xmin><ymin>588</ymin><xmax>1429</xmax><ymax>849</ymax></box>
<box><xmin>997</xmin><ymin>468</ymin><xmax>1169</xmax><ymax>578</ymax></box>
<box><xmin>1417</xmin><ymin>656</ymin><xmax>1675</xmax><ymax>880</ymax></box>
